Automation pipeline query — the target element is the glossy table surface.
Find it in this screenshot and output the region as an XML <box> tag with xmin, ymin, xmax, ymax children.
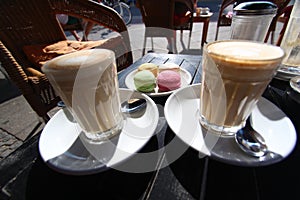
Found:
<box><xmin>1</xmin><ymin>53</ymin><xmax>300</xmax><ymax>200</ymax></box>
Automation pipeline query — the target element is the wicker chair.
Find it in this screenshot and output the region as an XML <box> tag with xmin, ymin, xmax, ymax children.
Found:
<box><xmin>173</xmin><ymin>0</ymin><xmax>195</xmax><ymax>48</ymax></box>
<box><xmin>273</xmin><ymin>5</ymin><xmax>293</xmax><ymax>46</ymax></box>
<box><xmin>136</xmin><ymin>0</ymin><xmax>194</xmax><ymax>55</ymax></box>
<box><xmin>264</xmin><ymin>0</ymin><xmax>291</xmax><ymax>46</ymax></box>
<box><xmin>0</xmin><ymin>0</ymin><xmax>133</xmax><ymax>122</ymax></box>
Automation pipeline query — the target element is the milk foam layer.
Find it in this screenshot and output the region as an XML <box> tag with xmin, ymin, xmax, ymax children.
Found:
<box><xmin>44</xmin><ymin>49</ymin><xmax>113</xmax><ymax>70</ymax></box>
<box><xmin>207</xmin><ymin>41</ymin><xmax>285</xmax><ymax>62</ymax></box>
<box><xmin>200</xmin><ymin>40</ymin><xmax>284</xmax><ymax>135</ymax></box>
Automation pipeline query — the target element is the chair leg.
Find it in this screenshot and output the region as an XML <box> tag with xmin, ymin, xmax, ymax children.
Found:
<box><xmin>271</xmin><ymin>31</ymin><xmax>275</xmax><ymax>44</ymax></box>
<box><xmin>180</xmin><ymin>28</ymin><xmax>183</xmax><ymax>40</ymax></box>
<box><xmin>188</xmin><ymin>28</ymin><xmax>192</xmax><ymax>49</ymax></box>
<box><xmin>151</xmin><ymin>37</ymin><xmax>154</xmax><ymax>51</ymax></box>
<box><xmin>171</xmin><ymin>32</ymin><xmax>178</xmax><ymax>54</ymax></box>
<box><xmin>143</xmin><ymin>36</ymin><xmax>147</xmax><ymax>55</ymax></box>
<box><xmin>276</xmin><ymin>18</ymin><xmax>289</xmax><ymax>46</ymax></box>
<box><xmin>215</xmin><ymin>26</ymin><xmax>219</xmax><ymax>41</ymax></box>
<box><xmin>82</xmin><ymin>21</ymin><xmax>88</xmax><ymax>41</ymax></box>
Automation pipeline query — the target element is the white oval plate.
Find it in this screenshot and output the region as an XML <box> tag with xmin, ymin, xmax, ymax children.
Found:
<box><xmin>125</xmin><ymin>68</ymin><xmax>192</xmax><ymax>97</ymax></box>
<box><xmin>164</xmin><ymin>84</ymin><xmax>297</xmax><ymax>167</ymax></box>
<box><xmin>39</xmin><ymin>88</ymin><xmax>159</xmax><ymax>175</ymax></box>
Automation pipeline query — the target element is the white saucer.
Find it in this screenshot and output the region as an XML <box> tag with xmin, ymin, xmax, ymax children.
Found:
<box><xmin>125</xmin><ymin>68</ymin><xmax>192</xmax><ymax>97</ymax></box>
<box><xmin>275</xmin><ymin>65</ymin><xmax>300</xmax><ymax>81</ymax></box>
<box><xmin>164</xmin><ymin>84</ymin><xmax>297</xmax><ymax>167</ymax></box>
<box><xmin>39</xmin><ymin>88</ymin><xmax>159</xmax><ymax>175</ymax></box>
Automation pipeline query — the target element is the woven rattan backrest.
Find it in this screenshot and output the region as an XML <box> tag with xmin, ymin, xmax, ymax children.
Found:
<box><xmin>0</xmin><ymin>0</ymin><xmax>66</xmax><ymax>68</ymax></box>
<box><xmin>0</xmin><ymin>0</ymin><xmax>132</xmax><ymax>121</ymax></box>
<box><xmin>0</xmin><ymin>0</ymin><xmax>131</xmax><ymax>68</ymax></box>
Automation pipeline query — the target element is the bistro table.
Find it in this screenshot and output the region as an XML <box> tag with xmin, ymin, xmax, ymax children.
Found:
<box><xmin>192</xmin><ymin>12</ymin><xmax>213</xmax><ymax>47</ymax></box>
<box><xmin>0</xmin><ymin>53</ymin><xmax>299</xmax><ymax>200</ymax></box>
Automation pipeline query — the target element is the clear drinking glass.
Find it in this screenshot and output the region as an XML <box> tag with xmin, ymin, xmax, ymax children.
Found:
<box><xmin>199</xmin><ymin>40</ymin><xmax>285</xmax><ymax>136</ymax></box>
<box><xmin>42</xmin><ymin>49</ymin><xmax>124</xmax><ymax>143</ymax></box>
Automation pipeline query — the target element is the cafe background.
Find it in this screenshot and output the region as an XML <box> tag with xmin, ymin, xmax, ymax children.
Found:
<box><xmin>0</xmin><ymin>0</ymin><xmax>223</xmax><ymax>159</ymax></box>
<box><xmin>0</xmin><ymin>0</ymin><xmax>295</xmax><ymax>162</ymax></box>
<box><xmin>0</xmin><ymin>0</ymin><xmax>298</xmax><ymax>199</ymax></box>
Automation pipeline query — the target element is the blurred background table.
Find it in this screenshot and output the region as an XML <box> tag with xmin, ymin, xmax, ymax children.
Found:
<box><xmin>192</xmin><ymin>12</ymin><xmax>213</xmax><ymax>47</ymax></box>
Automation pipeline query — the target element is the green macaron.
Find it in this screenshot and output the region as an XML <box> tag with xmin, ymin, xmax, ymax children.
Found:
<box><xmin>133</xmin><ymin>70</ymin><xmax>156</xmax><ymax>92</ymax></box>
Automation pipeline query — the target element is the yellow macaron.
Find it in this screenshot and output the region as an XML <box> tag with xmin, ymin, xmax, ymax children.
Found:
<box><xmin>138</xmin><ymin>63</ymin><xmax>159</xmax><ymax>77</ymax></box>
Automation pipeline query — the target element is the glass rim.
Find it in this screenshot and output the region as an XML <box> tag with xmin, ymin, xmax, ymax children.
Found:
<box><xmin>204</xmin><ymin>40</ymin><xmax>285</xmax><ymax>63</ymax></box>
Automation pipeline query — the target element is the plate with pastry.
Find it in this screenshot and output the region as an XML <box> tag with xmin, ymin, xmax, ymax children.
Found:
<box><xmin>125</xmin><ymin>63</ymin><xmax>192</xmax><ymax>97</ymax></box>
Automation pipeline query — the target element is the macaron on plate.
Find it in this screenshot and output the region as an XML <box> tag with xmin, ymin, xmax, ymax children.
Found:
<box><xmin>125</xmin><ymin>67</ymin><xmax>192</xmax><ymax>97</ymax></box>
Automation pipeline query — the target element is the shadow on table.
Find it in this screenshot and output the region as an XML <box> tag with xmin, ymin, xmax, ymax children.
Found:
<box><xmin>25</xmin><ymin>136</ymin><xmax>159</xmax><ymax>200</ymax></box>
<box><xmin>163</xmin><ymin>129</ymin><xmax>205</xmax><ymax>199</ymax></box>
<box><xmin>164</xmin><ymin>130</ymin><xmax>259</xmax><ymax>200</ymax></box>
<box><xmin>0</xmin><ymin>78</ymin><xmax>21</xmax><ymax>104</ymax></box>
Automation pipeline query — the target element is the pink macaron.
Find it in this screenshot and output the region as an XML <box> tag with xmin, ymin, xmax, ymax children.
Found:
<box><xmin>157</xmin><ymin>70</ymin><xmax>181</xmax><ymax>92</ymax></box>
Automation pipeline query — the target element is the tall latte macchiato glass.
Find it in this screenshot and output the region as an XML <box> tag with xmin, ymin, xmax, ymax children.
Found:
<box><xmin>42</xmin><ymin>49</ymin><xmax>124</xmax><ymax>142</ymax></box>
<box><xmin>200</xmin><ymin>40</ymin><xmax>285</xmax><ymax>136</ymax></box>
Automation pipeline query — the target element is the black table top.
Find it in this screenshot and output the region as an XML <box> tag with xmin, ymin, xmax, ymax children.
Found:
<box><xmin>1</xmin><ymin>53</ymin><xmax>299</xmax><ymax>200</ymax></box>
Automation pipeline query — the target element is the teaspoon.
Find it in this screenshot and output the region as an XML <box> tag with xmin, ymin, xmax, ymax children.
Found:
<box><xmin>235</xmin><ymin>117</ymin><xmax>268</xmax><ymax>157</ymax></box>
<box><xmin>121</xmin><ymin>98</ymin><xmax>147</xmax><ymax>114</ymax></box>
<box><xmin>57</xmin><ymin>98</ymin><xmax>147</xmax><ymax>120</ymax></box>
